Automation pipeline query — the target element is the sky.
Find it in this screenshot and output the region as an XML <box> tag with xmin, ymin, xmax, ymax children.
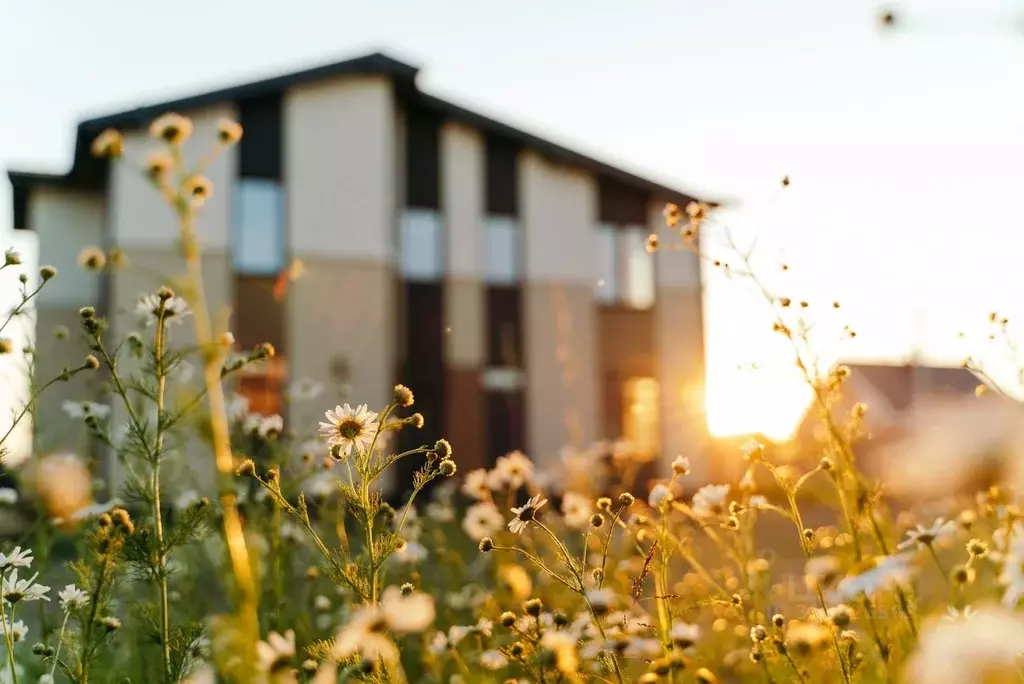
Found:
<box><xmin>4</xmin><ymin>0</ymin><xmax>1024</xmax><ymax>440</ymax></box>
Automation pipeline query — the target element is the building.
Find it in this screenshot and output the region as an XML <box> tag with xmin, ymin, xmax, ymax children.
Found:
<box><xmin>792</xmin><ymin>361</ymin><xmax>1015</xmax><ymax>496</ymax></box>
<box><xmin>8</xmin><ymin>52</ymin><xmax>712</xmax><ymax>485</ymax></box>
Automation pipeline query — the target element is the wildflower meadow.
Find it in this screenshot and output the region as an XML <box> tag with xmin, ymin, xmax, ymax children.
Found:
<box><xmin>2</xmin><ymin>113</ymin><xmax>1023</xmax><ymax>684</ymax></box>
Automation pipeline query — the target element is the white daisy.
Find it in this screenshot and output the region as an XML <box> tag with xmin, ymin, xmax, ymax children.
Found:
<box><xmin>461</xmin><ymin>468</ymin><xmax>491</xmax><ymax>500</ymax></box>
<box><xmin>58</xmin><ymin>584</ymin><xmax>89</xmax><ymax>610</ymax></box>
<box><xmin>907</xmin><ymin>607</ymin><xmax>1024</xmax><ymax>684</ymax></box>
<box><xmin>691</xmin><ymin>484</ymin><xmax>730</xmax><ymax>517</ymax></box>
<box><xmin>0</xmin><ymin>618</ymin><xmax>27</xmax><ymax>643</ymax></box>
<box><xmin>0</xmin><ymin>547</ymin><xmax>33</xmax><ymax>570</ymax></box>
<box><xmin>0</xmin><ymin>489</ymin><xmax>17</xmax><ymax>506</ymax></box>
<box><xmin>380</xmin><ymin>586</ymin><xmax>435</xmax><ymax>633</ymax></box>
<box><xmin>333</xmin><ymin>606</ymin><xmax>398</xmax><ymax>663</ymax></box>
<box><xmin>648</xmin><ymin>484</ymin><xmax>672</xmax><ymax>509</ymax></box>
<box><xmin>669</xmin><ymin>620</ymin><xmax>702</xmax><ymax>648</ymax></box>
<box><xmin>832</xmin><ymin>554</ymin><xmax>915</xmax><ymax>602</ymax></box>
<box><xmin>256</xmin><ymin>630</ymin><xmax>295</xmax><ymax>672</ymax></box>
<box><xmin>491</xmin><ymin>451</ymin><xmax>535</xmax><ymax>490</ymax></box>
<box><xmin>287</xmin><ymin>378</ymin><xmax>324</xmax><ymax>401</ymax></box>
<box><xmin>136</xmin><ymin>293</ymin><xmax>191</xmax><ymax>326</ymax></box>
<box><xmin>561</xmin><ymin>492</ymin><xmax>593</xmax><ymax>529</ymax></box>
<box><xmin>392</xmin><ymin>540</ymin><xmax>427</xmax><ymax>564</ymax></box>
<box><xmin>480</xmin><ymin>650</ymin><xmax>508</xmax><ymax>670</ymax></box>
<box><xmin>897</xmin><ymin>517</ymin><xmax>958</xmax><ymax>551</ymax></box>
<box><xmin>243</xmin><ymin>413</ymin><xmax>283</xmax><ymax>439</ymax></box>
<box><xmin>2</xmin><ymin>568</ymin><xmax>51</xmax><ymax>603</ymax></box>
<box><xmin>461</xmin><ymin>500</ymin><xmax>502</xmax><ymax>541</ymax></box>
<box><xmin>318</xmin><ymin>404</ymin><xmax>380</xmax><ymax>458</ymax></box>
<box><xmin>508</xmin><ymin>495</ymin><xmax>548</xmax><ymax>535</ymax></box>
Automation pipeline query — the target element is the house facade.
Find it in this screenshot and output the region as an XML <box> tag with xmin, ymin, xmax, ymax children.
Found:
<box><xmin>8</xmin><ymin>52</ymin><xmax>711</xmax><ymax>482</ymax></box>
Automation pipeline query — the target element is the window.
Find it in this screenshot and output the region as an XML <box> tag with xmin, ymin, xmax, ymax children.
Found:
<box><xmin>399</xmin><ymin>210</ymin><xmax>444</xmax><ymax>281</ymax></box>
<box><xmin>233</xmin><ymin>180</ymin><xmax>285</xmax><ymax>275</ymax></box>
<box><xmin>622</xmin><ymin>227</ymin><xmax>655</xmax><ymax>309</ymax></box>
<box><xmin>484</xmin><ymin>217</ymin><xmax>520</xmax><ymax>284</ymax></box>
<box><xmin>594</xmin><ymin>226</ymin><xmax>655</xmax><ymax>309</ymax></box>
<box><xmin>623</xmin><ymin>377</ymin><xmax>660</xmax><ymax>457</ymax></box>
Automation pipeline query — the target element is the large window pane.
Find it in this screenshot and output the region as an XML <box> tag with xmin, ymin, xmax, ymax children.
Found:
<box><xmin>400</xmin><ymin>210</ymin><xmax>443</xmax><ymax>281</ymax></box>
<box><xmin>484</xmin><ymin>217</ymin><xmax>520</xmax><ymax>284</ymax></box>
<box><xmin>622</xmin><ymin>227</ymin><xmax>655</xmax><ymax>309</ymax></box>
<box><xmin>233</xmin><ymin>180</ymin><xmax>285</xmax><ymax>275</ymax></box>
<box><xmin>595</xmin><ymin>225</ymin><xmax>618</xmax><ymax>303</ymax></box>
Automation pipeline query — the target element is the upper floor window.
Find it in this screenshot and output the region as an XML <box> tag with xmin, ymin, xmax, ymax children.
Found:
<box><xmin>484</xmin><ymin>217</ymin><xmax>520</xmax><ymax>284</ymax></box>
<box><xmin>233</xmin><ymin>180</ymin><xmax>285</xmax><ymax>275</ymax></box>
<box><xmin>400</xmin><ymin>210</ymin><xmax>443</xmax><ymax>281</ymax></box>
<box><xmin>595</xmin><ymin>225</ymin><xmax>655</xmax><ymax>309</ymax></box>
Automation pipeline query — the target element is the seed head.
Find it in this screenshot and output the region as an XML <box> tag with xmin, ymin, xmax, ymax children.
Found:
<box><xmin>478</xmin><ymin>537</ymin><xmax>494</xmax><ymax>553</ymax></box>
<box><xmin>597</xmin><ymin>497</ymin><xmax>612</xmax><ymax>511</ymax></box>
<box><xmin>144</xmin><ymin>152</ymin><xmax>174</xmax><ymax>181</ymax></box>
<box><xmin>236</xmin><ymin>459</ymin><xmax>256</xmax><ymax>477</ymax></box>
<box><xmin>967</xmin><ymin>538</ymin><xmax>988</xmax><ymax>557</ymax></box>
<box><xmin>500</xmin><ymin>611</ymin><xmax>516</xmax><ymax>627</ymax></box>
<box><xmin>772</xmin><ymin>613</ymin><xmax>785</xmax><ymax>628</ymax></box>
<box><xmin>150</xmin><ymin>113</ymin><xmax>193</xmax><ymax>145</ymax></box>
<box><xmin>77</xmin><ymin>247</ymin><xmax>106</xmax><ymax>271</ymax></box>
<box><xmin>439</xmin><ymin>459</ymin><xmax>457</xmax><ymax>477</ymax></box>
<box><xmin>393</xmin><ymin>384</ymin><xmax>414</xmax><ymax>407</ymax></box>
<box><xmin>525</xmin><ymin>598</ymin><xmax>543</xmax><ymax>617</ymax></box>
<box><xmin>182</xmin><ymin>176</ymin><xmax>213</xmax><ymax>207</ymax></box>
<box><xmin>39</xmin><ymin>265</ymin><xmax>57</xmax><ymax>281</ymax></box>
<box><xmin>84</xmin><ymin>355</ymin><xmax>100</xmax><ymax>370</ymax></box>
<box><xmin>91</xmin><ymin>129</ymin><xmax>124</xmax><ymax>159</ymax></box>
<box><xmin>217</xmin><ymin>119</ymin><xmax>243</xmax><ymax>145</ymax></box>
<box><xmin>4</xmin><ymin>249</ymin><xmax>22</xmax><ymax>266</ymax></box>
<box><xmin>400</xmin><ymin>582</ymin><xmax>414</xmax><ymax>596</ymax></box>
<box><xmin>590</xmin><ymin>513</ymin><xmax>605</xmax><ymax>528</ymax></box>
<box><xmin>618</xmin><ymin>492</ymin><xmax>635</xmax><ymax>508</ymax></box>
<box><xmin>434</xmin><ymin>439</ymin><xmax>452</xmax><ymax>460</ymax></box>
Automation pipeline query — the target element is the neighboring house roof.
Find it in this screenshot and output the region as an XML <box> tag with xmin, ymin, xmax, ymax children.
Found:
<box><xmin>8</xmin><ymin>51</ymin><xmax>719</xmax><ymax>224</ymax></box>
<box><xmin>844</xmin><ymin>362</ymin><xmax>980</xmax><ymax>412</ymax></box>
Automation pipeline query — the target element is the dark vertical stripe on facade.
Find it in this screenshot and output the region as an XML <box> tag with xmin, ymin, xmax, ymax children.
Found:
<box><xmin>11</xmin><ymin>185</ymin><xmax>27</xmax><ymax>230</ymax></box>
<box><xmin>238</xmin><ymin>95</ymin><xmax>283</xmax><ymax>180</ymax></box>
<box><xmin>395</xmin><ymin>282</ymin><xmax>446</xmax><ymax>495</ymax></box>
<box><xmin>485</xmin><ymin>134</ymin><xmax>520</xmax><ymax>216</ymax></box>
<box><xmin>404</xmin><ymin>106</ymin><xmax>441</xmax><ymax>209</ymax></box>
<box><xmin>483</xmin><ymin>134</ymin><xmax>524</xmax><ymax>462</ymax></box>
<box><xmin>598</xmin><ymin>175</ymin><xmax>649</xmax><ymax>225</ymax></box>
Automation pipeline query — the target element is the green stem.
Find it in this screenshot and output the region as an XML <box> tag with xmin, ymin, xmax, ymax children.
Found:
<box><xmin>0</xmin><ymin>598</ymin><xmax>18</xmax><ymax>684</ymax></box>
<box><xmin>153</xmin><ymin>311</ymin><xmax>171</xmax><ymax>682</ymax></box>
<box><xmin>49</xmin><ymin>611</ymin><xmax>70</xmax><ymax>682</ymax></box>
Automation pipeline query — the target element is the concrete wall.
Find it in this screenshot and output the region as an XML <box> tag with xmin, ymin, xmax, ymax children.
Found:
<box><xmin>27</xmin><ymin>188</ymin><xmax>107</xmax><ymax>455</ymax></box>
<box><xmin>521</xmin><ymin>152</ymin><xmax>599</xmax><ymax>468</ymax></box>
<box><xmin>284</xmin><ymin>76</ymin><xmax>397</xmax><ymax>413</ymax></box>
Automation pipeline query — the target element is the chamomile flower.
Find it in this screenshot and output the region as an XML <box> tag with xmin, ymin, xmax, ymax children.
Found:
<box><xmin>898</xmin><ymin>517</ymin><xmax>958</xmax><ymax>551</ymax></box>
<box><xmin>508</xmin><ymin>495</ymin><xmax>548</xmax><ymax>535</ymax></box>
<box><xmin>907</xmin><ymin>607</ymin><xmax>1024</xmax><ymax>684</ymax></box>
<box><xmin>2</xmin><ymin>568</ymin><xmax>51</xmax><ymax>603</ymax></box>
<box><xmin>648</xmin><ymin>483</ymin><xmax>673</xmax><ymax>509</ymax></box>
<box><xmin>461</xmin><ymin>468</ymin><xmax>491</xmax><ymax>500</ymax></box>
<box><xmin>0</xmin><ymin>547</ymin><xmax>33</xmax><ymax>570</ymax></box>
<box><xmin>691</xmin><ymin>484</ymin><xmax>730</xmax><ymax>517</ymax></box>
<box><xmin>480</xmin><ymin>649</ymin><xmax>508</xmax><ymax>670</ymax></box>
<box><xmin>0</xmin><ymin>618</ymin><xmax>27</xmax><ymax>643</ymax></box>
<box><xmin>58</xmin><ymin>584</ymin><xmax>89</xmax><ymax>610</ymax></box>
<box><xmin>256</xmin><ymin>630</ymin><xmax>295</xmax><ymax>672</ymax></box>
<box><xmin>561</xmin><ymin>492</ymin><xmax>593</xmax><ymax>529</ymax></box>
<box><xmin>463</xmin><ymin>503</ymin><xmax>504</xmax><ymax>541</ymax></box>
<box><xmin>491</xmin><ymin>451</ymin><xmax>534</xmax><ymax>490</ymax></box>
<box><xmin>832</xmin><ymin>554</ymin><xmax>915</xmax><ymax>602</ymax></box>
<box><xmin>318</xmin><ymin>404</ymin><xmax>379</xmax><ymax>458</ymax></box>
<box><xmin>380</xmin><ymin>586</ymin><xmax>436</xmax><ymax>633</ymax></box>
<box><xmin>136</xmin><ymin>293</ymin><xmax>191</xmax><ymax>327</ymax></box>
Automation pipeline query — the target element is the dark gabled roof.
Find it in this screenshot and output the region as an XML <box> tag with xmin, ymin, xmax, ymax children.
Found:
<box><xmin>7</xmin><ymin>51</ymin><xmax>714</xmax><ymax>214</ymax></box>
